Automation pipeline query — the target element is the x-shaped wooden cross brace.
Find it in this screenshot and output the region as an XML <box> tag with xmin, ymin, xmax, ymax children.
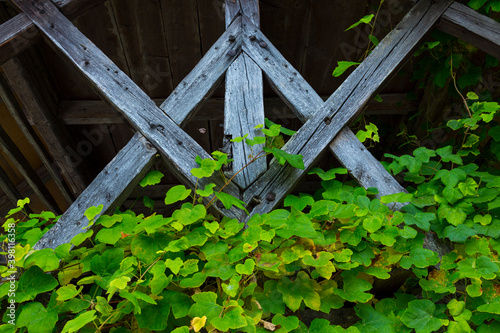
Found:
<box><xmin>9</xmin><ymin>0</ymin><xmax>457</xmax><ymax>249</ymax></box>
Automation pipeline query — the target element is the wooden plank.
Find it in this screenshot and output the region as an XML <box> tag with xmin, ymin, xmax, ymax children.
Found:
<box><xmin>0</xmin><ymin>164</ymin><xmax>23</xmax><ymax>206</ymax></box>
<box><xmin>58</xmin><ymin>94</ymin><xmax>417</xmax><ymax>125</ymax></box>
<box><xmin>160</xmin><ymin>0</ymin><xmax>201</xmax><ymax>88</ymax></box>
<box><xmin>111</xmin><ymin>0</ymin><xmax>173</xmax><ymax>98</ymax></box>
<box><xmin>224</xmin><ymin>0</ymin><xmax>266</xmax><ymax>189</ymax></box>
<box><xmin>33</xmin><ymin>133</ymin><xmax>157</xmax><ymax>250</ymax></box>
<box><xmin>0</xmin><ymin>124</ymin><xmax>59</xmax><ymax>212</ymax></box>
<box><xmin>1</xmin><ymin>54</ymin><xmax>90</xmax><ymax>196</ymax></box>
<box><xmin>159</xmin><ymin>16</ymin><xmax>244</xmax><ymax>126</ymax></box>
<box><xmin>438</xmin><ymin>2</ymin><xmax>500</xmax><ymax>60</ymax></box>
<box><xmin>241</xmin><ymin>0</ymin><xmax>454</xmax><ymax>215</ymax></box>
<box><xmin>0</xmin><ymin>72</ymin><xmax>74</xmax><ymax>204</ymax></box>
<box><xmin>0</xmin><ymin>0</ymin><xmax>106</xmax><ymax>65</ymax></box>
<box><xmin>13</xmin><ymin>0</ymin><xmax>242</xmax><ymax>218</ymax></box>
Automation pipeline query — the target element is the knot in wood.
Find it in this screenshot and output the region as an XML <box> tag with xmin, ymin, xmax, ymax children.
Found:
<box><xmin>216</xmin><ymin>201</ymin><xmax>225</xmax><ymax>209</ymax></box>
<box><xmin>266</xmin><ymin>192</ymin><xmax>276</xmax><ymax>201</ymax></box>
<box><xmin>228</xmin><ymin>35</ymin><xmax>236</xmax><ymax>42</ymax></box>
<box><xmin>324</xmin><ymin>117</ymin><xmax>332</xmax><ymax>125</ymax></box>
<box><xmin>228</xmin><ymin>49</ymin><xmax>237</xmax><ymax>57</ymax></box>
<box><xmin>249</xmin><ymin>35</ymin><xmax>256</xmax><ymax>41</ymax></box>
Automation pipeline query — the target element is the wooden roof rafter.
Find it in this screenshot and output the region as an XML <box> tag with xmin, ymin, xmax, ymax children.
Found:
<box><xmin>1</xmin><ymin>0</ymin><xmax>499</xmax><ymax>251</ymax></box>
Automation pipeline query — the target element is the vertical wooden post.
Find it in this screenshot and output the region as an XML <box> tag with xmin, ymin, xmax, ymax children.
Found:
<box><xmin>224</xmin><ymin>0</ymin><xmax>266</xmax><ymax>189</ymax></box>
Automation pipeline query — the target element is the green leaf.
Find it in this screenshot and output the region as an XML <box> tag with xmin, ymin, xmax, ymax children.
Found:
<box><xmin>277</xmin><ymin>271</ymin><xmax>321</xmax><ymax>312</ymax></box>
<box><xmin>165</xmin><ymin>185</ymin><xmax>192</xmax><ymax>205</ymax></box>
<box><xmin>333</xmin><ymin>61</ymin><xmax>360</xmax><ymax>77</ymax></box>
<box><xmin>56</xmin><ymin>284</ymin><xmax>83</xmax><ymax>301</ymax></box>
<box><xmin>135</xmin><ymin>293</ymin><xmax>170</xmax><ymax>331</ymax></box>
<box><xmin>334</xmin><ymin>272</ymin><xmax>372</xmax><ymax>303</ymax></box>
<box><xmin>17</xmin><ymin>302</ymin><xmax>58</xmax><ymax>333</ymax></box>
<box><xmin>400</xmin><ymin>300</ymin><xmax>447</xmax><ymax>333</ymax></box>
<box><xmin>24</xmin><ymin>248</ymin><xmax>60</xmax><ymax>272</ymax></box>
<box><xmin>216</xmin><ymin>192</ymin><xmax>249</xmax><ymax>213</ymax></box>
<box><xmin>436</xmin><ymin>146</ymin><xmax>463</xmax><ymax>165</ymax></box>
<box><xmin>230</xmin><ymin>134</ymin><xmax>248</xmax><ymax>143</ymax></box>
<box><xmin>236</xmin><ymin>259</ymin><xmax>255</xmax><ymax>275</ymax></box>
<box><xmin>355</xmin><ymin>304</ymin><xmax>396</xmax><ymax>333</ymax></box>
<box><xmin>262</xmin><ymin>124</ymin><xmax>281</xmax><ymax>137</ymax></box>
<box><xmin>61</xmin><ymin>310</ymin><xmax>97</xmax><ymax>333</ymax></box>
<box><xmin>254</xmin><ymin>280</ymin><xmax>286</xmax><ymax>315</ymax></box>
<box><xmin>196</xmin><ymin>183</ymin><xmax>216</xmax><ymax>197</ymax></box>
<box><xmin>444</xmin><ymin>224</ymin><xmax>478</xmax><ymax>243</ymax></box>
<box><xmin>212</xmin><ymin>305</ymin><xmax>247</xmax><ymax>331</ymax></box>
<box><xmin>467</xmin><ymin>92</ymin><xmax>479</xmax><ymax>100</ymax></box>
<box><xmin>265</xmin><ymin>147</ymin><xmax>305</xmax><ymax>169</ymax></box>
<box><xmin>173</xmin><ymin>204</ymin><xmax>207</xmax><ymax>225</ymax></box>
<box><xmin>17</xmin><ymin>266</ymin><xmax>58</xmax><ymax>303</ymax></box>
<box><xmin>303</xmin><ymin>252</ymin><xmax>335</xmax><ymax>267</ymax></box>
<box><xmin>191</xmin><ymin>158</ymin><xmax>216</xmax><ymax>178</ymax></box>
<box><xmin>272</xmin><ymin>315</ymin><xmax>299</xmax><ymax>332</ymax></box>
<box><xmin>345</xmin><ymin>14</ymin><xmax>374</xmax><ymax>31</ymax></box>
<box><xmin>84</xmin><ymin>204</ymin><xmax>103</xmax><ymax>222</ymax></box>
<box><xmin>179</xmin><ymin>272</ymin><xmax>207</xmax><ymax>288</ymax></box>
<box><xmin>189</xmin><ymin>292</ymin><xmax>223</xmax><ymax>323</ymax></box>
<box><xmin>245</xmin><ymin>136</ymin><xmax>266</xmax><ymax>146</ymax></box>
<box><xmin>139</xmin><ymin>170</ymin><xmax>164</xmax><ymax>187</ymax></box>
<box><xmin>131</xmin><ymin>233</ymin><xmax>170</xmax><ymax>264</ymax></box>
<box><xmin>284</xmin><ymin>194</ymin><xmax>315</xmax><ymax>211</ymax></box>
<box><xmin>308</xmin><ymin>167</ymin><xmax>348</xmax><ymax>180</ymax></box>
<box><xmin>162</xmin><ymin>290</ymin><xmax>193</xmax><ymax>319</ymax></box>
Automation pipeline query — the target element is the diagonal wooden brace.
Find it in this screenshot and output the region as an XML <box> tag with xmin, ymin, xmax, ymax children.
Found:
<box><xmin>241</xmin><ymin>0</ymin><xmax>454</xmax><ymax>217</ymax></box>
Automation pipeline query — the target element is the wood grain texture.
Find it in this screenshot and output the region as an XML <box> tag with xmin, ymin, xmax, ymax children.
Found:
<box><xmin>242</xmin><ymin>0</ymin><xmax>454</xmax><ymax>216</ymax></box>
<box><xmin>0</xmin><ymin>164</ymin><xmax>23</xmax><ymax>206</ymax></box>
<box><xmin>33</xmin><ymin>133</ymin><xmax>157</xmax><ymax>250</ymax></box>
<box><xmin>0</xmin><ymin>0</ymin><xmax>106</xmax><ymax>65</ymax></box>
<box><xmin>58</xmin><ymin>94</ymin><xmax>417</xmax><ymax>125</ymax></box>
<box><xmin>0</xmin><ymin>123</ymin><xmax>59</xmax><ymax>212</ymax></box>
<box><xmin>159</xmin><ymin>16</ymin><xmax>244</xmax><ymax>127</ymax></box>
<box><xmin>1</xmin><ymin>55</ymin><xmax>90</xmax><ymax>196</ymax></box>
<box><xmin>224</xmin><ymin>0</ymin><xmax>266</xmax><ymax>189</ymax></box>
<box><xmin>14</xmin><ymin>0</ymin><xmax>242</xmax><ymax>217</ymax></box>
<box><xmin>240</xmin><ymin>17</ymin><xmax>406</xmax><ymax>202</ymax></box>
<box><xmin>0</xmin><ymin>72</ymin><xmax>74</xmax><ymax>204</ymax></box>
<box><xmin>438</xmin><ymin>2</ymin><xmax>500</xmax><ymax>60</ymax></box>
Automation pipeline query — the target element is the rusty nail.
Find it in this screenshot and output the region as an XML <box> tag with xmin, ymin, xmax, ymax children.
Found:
<box><xmin>259</xmin><ymin>41</ymin><xmax>268</xmax><ymax>48</ymax></box>
<box><xmin>266</xmin><ymin>192</ymin><xmax>276</xmax><ymax>201</ymax></box>
<box><xmin>228</xmin><ymin>35</ymin><xmax>236</xmax><ymax>42</ymax></box>
<box><xmin>228</xmin><ymin>49</ymin><xmax>237</xmax><ymax>57</ymax></box>
<box><xmin>249</xmin><ymin>35</ymin><xmax>256</xmax><ymax>41</ymax></box>
<box><xmin>217</xmin><ymin>201</ymin><xmax>225</xmax><ymax>209</ymax></box>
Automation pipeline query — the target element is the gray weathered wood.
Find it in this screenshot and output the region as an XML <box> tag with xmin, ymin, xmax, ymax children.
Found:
<box><xmin>58</xmin><ymin>94</ymin><xmax>417</xmax><ymax>125</ymax></box>
<box><xmin>159</xmin><ymin>16</ymin><xmax>244</xmax><ymax>127</ymax></box>
<box><xmin>240</xmin><ymin>16</ymin><xmax>406</xmax><ymax>201</ymax></box>
<box><xmin>0</xmin><ymin>72</ymin><xmax>74</xmax><ymax>204</ymax></box>
<box><xmin>438</xmin><ymin>2</ymin><xmax>500</xmax><ymax>60</ymax></box>
<box><xmin>14</xmin><ymin>0</ymin><xmax>242</xmax><ymax>217</ymax></box>
<box><xmin>242</xmin><ymin>0</ymin><xmax>454</xmax><ymax>215</ymax></box>
<box><xmin>0</xmin><ymin>124</ymin><xmax>59</xmax><ymax>212</ymax></box>
<box><xmin>33</xmin><ymin>133</ymin><xmax>157</xmax><ymax>250</ymax></box>
<box><xmin>224</xmin><ymin>0</ymin><xmax>266</xmax><ymax>189</ymax></box>
<box><xmin>0</xmin><ymin>0</ymin><xmax>106</xmax><ymax>65</ymax></box>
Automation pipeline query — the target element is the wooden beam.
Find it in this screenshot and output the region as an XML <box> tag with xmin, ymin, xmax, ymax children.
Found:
<box><xmin>241</xmin><ymin>0</ymin><xmax>454</xmax><ymax>216</ymax></box>
<box><xmin>224</xmin><ymin>0</ymin><xmax>266</xmax><ymax>189</ymax></box>
<box><xmin>239</xmin><ymin>16</ymin><xmax>407</xmax><ymax>203</ymax></box>
<box><xmin>13</xmin><ymin>0</ymin><xmax>242</xmax><ymax>218</ymax></box>
<box><xmin>0</xmin><ymin>163</ymin><xmax>23</xmax><ymax>206</ymax></box>
<box><xmin>0</xmin><ymin>123</ymin><xmax>59</xmax><ymax>212</ymax></box>
<box><xmin>58</xmin><ymin>94</ymin><xmax>417</xmax><ymax>125</ymax></box>
<box><xmin>438</xmin><ymin>2</ymin><xmax>500</xmax><ymax>60</ymax></box>
<box><xmin>0</xmin><ymin>0</ymin><xmax>106</xmax><ymax>65</ymax></box>
<box><xmin>33</xmin><ymin>133</ymin><xmax>157</xmax><ymax>250</ymax></box>
<box><xmin>1</xmin><ymin>54</ymin><xmax>90</xmax><ymax>196</ymax></box>
<box><xmin>0</xmin><ymin>72</ymin><xmax>74</xmax><ymax>204</ymax></box>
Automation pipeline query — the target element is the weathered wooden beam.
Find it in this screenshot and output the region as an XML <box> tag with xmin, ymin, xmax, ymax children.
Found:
<box><xmin>239</xmin><ymin>14</ymin><xmax>407</xmax><ymax>202</ymax></box>
<box><xmin>13</xmin><ymin>0</ymin><xmax>242</xmax><ymax>218</ymax></box>
<box><xmin>1</xmin><ymin>54</ymin><xmax>90</xmax><ymax>197</ymax></box>
<box><xmin>58</xmin><ymin>94</ymin><xmax>417</xmax><ymax>125</ymax></box>
<box><xmin>242</xmin><ymin>0</ymin><xmax>454</xmax><ymax>216</ymax></box>
<box><xmin>0</xmin><ymin>123</ymin><xmax>59</xmax><ymax>212</ymax></box>
<box><xmin>438</xmin><ymin>2</ymin><xmax>500</xmax><ymax>60</ymax></box>
<box><xmin>0</xmin><ymin>72</ymin><xmax>74</xmax><ymax>204</ymax></box>
<box><xmin>0</xmin><ymin>163</ymin><xmax>23</xmax><ymax>206</ymax></box>
<box><xmin>33</xmin><ymin>133</ymin><xmax>157</xmax><ymax>250</ymax></box>
<box><xmin>224</xmin><ymin>0</ymin><xmax>266</xmax><ymax>189</ymax></box>
<box><xmin>0</xmin><ymin>0</ymin><xmax>107</xmax><ymax>65</ymax></box>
